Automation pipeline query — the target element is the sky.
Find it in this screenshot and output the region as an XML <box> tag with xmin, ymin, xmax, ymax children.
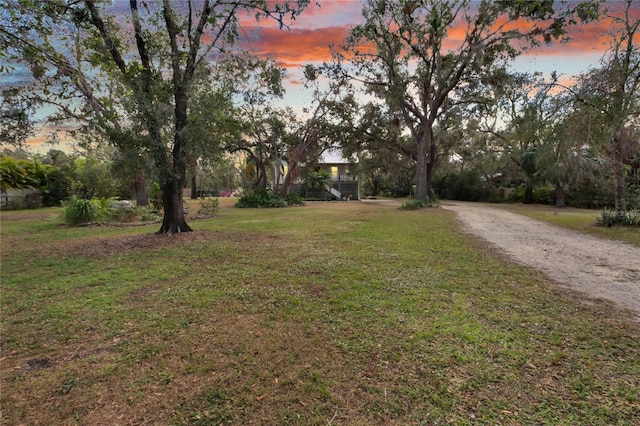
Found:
<box><xmin>9</xmin><ymin>0</ymin><xmax>638</xmax><ymax>153</ymax></box>
<box><xmin>250</xmin><ymin>0</ymin><xmax>637</xmax><ymax>108</ymax></box>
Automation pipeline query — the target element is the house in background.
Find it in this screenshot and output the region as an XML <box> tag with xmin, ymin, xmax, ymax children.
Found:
<box><xmin>283</xmin><ymin>149</ymin><xmax>360</xmax><ymax>200</ymax></box>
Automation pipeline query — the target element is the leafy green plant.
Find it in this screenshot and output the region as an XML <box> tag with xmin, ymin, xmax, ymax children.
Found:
<box><xmin>235</xmin><ymin>189</ymin><xmax>286</xmax><ymax>208</ymax></box>
<box><xmin>150</xmin><ymin>182</ymin><xmax>162</xmax><ymax>210</ymax></box>
<box><xmin>62</xmin><ymin>196</ymin><xmax>104</xmax><ymax>225</ymax></box>
<box><xmin>284</xmin><ymin>192</ymin><xmax>304</xmax><ymax>206</ymax></box>
<box><xmin>141</xmin><ymin>211</ymin><xmax>161</xmax><ymax>222</ymax></box>
<box><xmin>110</xmin><ymin>207</ymin><xmax>140</xmax><ymax>223</ymax></box>
<box><xmin>197</xmin><ymin>197</ymin><xmax>219</xmax><ymax>215</ymax></box>
<box><xmin>596</xmin><ymin>208</ymin><xmax>640</xmax><ymax>227</ymax></box>
<box><xmin>400</xmin><ymin>199</ymin><xmax>427</xmax><ymax>210</ymax></box>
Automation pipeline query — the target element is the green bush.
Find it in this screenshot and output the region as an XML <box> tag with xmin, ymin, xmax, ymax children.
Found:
<box><xmin>197</xmin><ymin>197</ymin><xmax>219</xmax><ymax>215</ymax></box>
<box><xmin>284</xmin><ymin>192</ymin><xmax>304</xmax><ymax>206</ymax></box>
<box><xmin>150</xmin><ymin>182</ymin><xmax>162</xmax><ymax>210</ymax></box>
<box><xmin>235</xmin><ymin>189</ymin><xmax>287</xmax><ymax>208</ymax></box>
<box><xmin>596</xmin><ymin>208</ymin><xmax>640</xmax><ymax>227</ymax></box>
<box><xmin>400</xmin><ymin>199</ymin><xmax>427</xmax><ymax>210</ymax></box>
<box><xmin>626</xmin><ymin>185</ymin><xmax>640</xmax><ymax>210</ymax></box>
<box><xmin>63</xmin><ymin>196</ymin><xmax>106</xmax><ymax>225</ymax></box>
<box><xmin>141</xmin><ymin>210</ymin><xmax>161</xmax><ymax>222</ymax></box>
<box><xmin>111</xmin><ymin>207</ymin><xmax>143</xmax><ymax>223</ymax></box>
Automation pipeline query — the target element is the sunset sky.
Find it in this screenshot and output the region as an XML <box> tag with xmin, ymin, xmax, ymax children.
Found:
<box><xmin>243</xmin><ymin>0</ymin><xmax>629</xmax><ymax>109</ymax></box>
<box><xmin>15</xmin><ymin>0</ymin><xmax>639</xmax><ymax>153</ymax></box>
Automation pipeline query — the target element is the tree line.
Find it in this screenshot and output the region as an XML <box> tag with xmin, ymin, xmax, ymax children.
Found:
<box><xmin>1</xmin><ymin>0</ymin><xmax>639</xmax><ymax>232</ymax></box>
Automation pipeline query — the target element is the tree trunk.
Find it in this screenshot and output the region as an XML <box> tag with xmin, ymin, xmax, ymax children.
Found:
<box><xmin>253</xmin><ymin>159</ymin><xmax>267</xmax><ymax>193</ymax></box>
<box><xmin>157</xmin><ymin>177</ymin><xmax>192</xmax><ymax>234</ymax></box>
<box><xmin>279</xmin><ymin>163</ymin><xmax>299</xmax><ymax>198</ymax></box>
<box><xmin>157</xmin><ymin>86</ymin><xmax>192</xmax><ymax>234</ymax></box>
<box><xmin>415</xmin><ymin>133</ymin><xmax>430</xmax><ymax>202</ymax></box>
<box><xmin>134</xmin><ymin>170</ymin><xmax>149</xmax><ymax>207</ymax></box>
<box><xmin>524</xmin><ymin>181</ymin><xmax>533</xmax><ymax>204</ymax></box>
<box><xmin>612</xmin><ymin>137</ymin><xmax>627</xmax><ymax>213</ymax></box>
<box><xmin>555</xmin><ymin>182</ymin><xmax>566</xmax><ymax>208</ymax></box>
<box><xmin>426</xmin><ymin>135</ymin><xmax>436</xmax><ymax>202</ymax></box>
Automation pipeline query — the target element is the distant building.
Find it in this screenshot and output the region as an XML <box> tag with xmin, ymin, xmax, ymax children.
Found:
<box><xmin>282</xmin><ymin>148</ymin><xmax>360</xmax><ymax>200</ymax></box>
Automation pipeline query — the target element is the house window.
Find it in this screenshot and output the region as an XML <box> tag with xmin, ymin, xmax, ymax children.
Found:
<box><xmin>330</xmin><ymin>166</ymin><xmax>338</xmax><ymax>179</ymax></box>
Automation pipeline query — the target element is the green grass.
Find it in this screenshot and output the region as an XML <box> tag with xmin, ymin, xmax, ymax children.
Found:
<box><xmin>1</xmin><ymin>201</ymin><xmax>639</xmax><ymax>425</ymax></box>
<box><xmin>491</xmin><ymin>203</ymin><xmax>640</xmax><ymax>247</ymax></box>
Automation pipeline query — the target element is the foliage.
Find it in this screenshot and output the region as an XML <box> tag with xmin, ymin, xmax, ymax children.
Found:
<box><xmin>72</xmin><ymin>156</ymin><xmax>118</xmax><ymax>199</ymax></box>
<box><xmin>140</xmin><ymin>211</ymin><xmax>161</xmax><ymax>222</ymax></box>
<box><xmin>338</xmin><ymin>0</ymin><xmax>594</xmax><ymax>202</ymax></box>
<box><xmin>0</xmin><ymin>154</ymin><xmax>50</xmax><ymax>190</ymax></box>
<box><xmin>0</xmin><ymin>154</ymin><xmax>31</xmax><ymax>190</ymax></box>
<box><xmin>597</xmin><ymin>208</ymin><xmax>640</xmax><ymax>227</ymax></box>
<box><xmin>149</xmin><ymin>182</ymin><xmax>162</xmax><ymax>211</ymax></box>
<box><xmin>235</xmin><ymin>189</ymin><xmax>287</xmax><ymax>208</ymax></box>
<box><xmin>304</xmin><ymin>170</ymin><xmax>332</xmax><ymax>192</ymax></box>
<box><xmin>508</xmin><ymin>185</ymin><xmax>555</xmax><ymax>205</ymax></box>
<box><xmin>0</xmin><ymin>0</ymin><xmax>309</xmax><ymax>234</ymax></box>
<box><xmin>62</xmin><ymin>196</ymin><xmax>109</xmax><ymax>225</ymax></box>
<box><xmin>570</xmin><ymin>0</ymin><xmax>640</xmax><ymax>212</ymax></box>
<box><xmin>433</xmin><ymin>170</ymin><xmax>493</xmax><ymax>202</ymax></box>
<box><xmin>197</xmin><ymin>197</ymin><xmax>219</xmax><ymax>216</ymax></box>
<box><xmin>399</xmin><ymin>199</ymin><xmax>427</xmax><ymax>210</ymax></box>
<box><xmin>0</xmin><ymin>87</ymin><xmax>36</xmax><ymax>152</ymax></box>
<box><xmin>284</xmin><ymin>192</ymin><xmax>304</xmax><ymax>206</ymax></box>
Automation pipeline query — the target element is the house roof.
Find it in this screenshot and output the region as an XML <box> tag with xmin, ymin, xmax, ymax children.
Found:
<box><xmin>320</xmin><ymin>148</ymin><xmax>354</xmax><ymax>164</ymax></box>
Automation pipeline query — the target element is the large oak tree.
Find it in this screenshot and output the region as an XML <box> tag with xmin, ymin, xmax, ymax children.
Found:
<box><xmin>338</xmin><ymin>0</ymin><xmax>597</xmax><ymax>203</ymax></box>
<box><xmin>0</xmin><ymin>0</ymin><xmax>308</xmax><ymax>234</ymax></box>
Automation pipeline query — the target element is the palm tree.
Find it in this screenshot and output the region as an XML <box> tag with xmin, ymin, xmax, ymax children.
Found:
<box><xmin>304</xmin><ymin>170</ymin><xmax>332</xmax><ymax>200</ymax></box>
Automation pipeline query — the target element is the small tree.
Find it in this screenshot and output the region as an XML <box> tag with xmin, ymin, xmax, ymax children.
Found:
<box><xmin>304</xmin><ymin>170</ymin><xmax>332</xmax><ymax>200</ymax></box>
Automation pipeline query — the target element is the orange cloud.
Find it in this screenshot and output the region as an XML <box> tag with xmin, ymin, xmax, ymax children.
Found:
<box><xmin>242</xmin><ymin>25</ymin><xmax>351</xmax><ymax>67</ymax></box>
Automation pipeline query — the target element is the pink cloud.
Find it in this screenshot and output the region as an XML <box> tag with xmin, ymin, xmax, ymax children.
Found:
<box><xmin>242</xmin><ymin>25</ymin><xmax>351</xmax><ymax>67</ymax></box>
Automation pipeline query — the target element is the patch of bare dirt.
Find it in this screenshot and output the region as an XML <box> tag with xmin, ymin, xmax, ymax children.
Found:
<box><xmin>70</xmin><ymin>230</ymin><xmax>223</xmax><ymax>258</ymax></box>
<box><xmin>442</xmin><ymin>202</ymin><xmax>640</xmax><ymax>323</ymax></box>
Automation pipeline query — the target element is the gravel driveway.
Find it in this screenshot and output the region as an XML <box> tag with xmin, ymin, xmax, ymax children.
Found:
<box><xmin>441</xmin><ymin>202</ymin><xmax>640</xmax><ymax>323</ymax></box>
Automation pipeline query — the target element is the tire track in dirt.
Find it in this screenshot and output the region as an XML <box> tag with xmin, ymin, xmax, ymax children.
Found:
<box><xmin>442</xmin><ymin>202</ymin><xmax>640</xmax><ymax>322</ymax></box>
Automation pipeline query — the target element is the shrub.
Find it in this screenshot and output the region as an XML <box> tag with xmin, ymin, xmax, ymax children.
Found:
<box><xmin>141</xmin><ymin>211</ymin><xmax>161</xmax><ymax>222</ymax></box>
<box><xmin>197</xmin><ymin>197</ymin><xmax>219</xmax><ymax>215</ymax></box>
<box><xmin>235</xmin><ymin>189</ymin><xmax>286</xmax><ymax>208</ymax></box>
<box><xmin>596</xmin><ymin>208</ymin><xmax>640</xmax><ymax>227</ymax></box>
<box><xmin>400</xmin><ymin>199</ymin><xmax>427</xmax><ymax>210</ymax></box>
<box><xmin>63</xmin><ymin>196</ymin><xmax>106</xmax><ymax>225</ymax></box>
<box><xmin>284</xmin><ymin>192</ymin><xmax>304</xmax><ymax>206</ymax></box>
<box><xmin>626</xmin><ymin>185</ymin><xmax>640</xmax><ymax>210</ymax></box>
<box><xmin>150</xmin><ymin>182</ymin><xmax>162</xmax><ymax>210</ymax></box>
<box><xmin>109</xmin><ymin>203</ymin><xmax>141</xmax><ymax>223</ymax></box>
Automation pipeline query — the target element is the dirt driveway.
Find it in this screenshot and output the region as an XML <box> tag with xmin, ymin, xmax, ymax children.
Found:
<box><xmin>440</xmin><ymin>202</ymin><xmax>640</xmax><ymax>323</ymax></box>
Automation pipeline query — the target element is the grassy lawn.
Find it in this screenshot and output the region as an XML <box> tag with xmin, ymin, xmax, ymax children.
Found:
<box><xmin>491</xmin><ymin>203</ymin><xmax>640</xmax><ymax>247</ymax></box>
<box><xmin>1</xmin><ymin>200</ymin><xmax>639</xmax><ymax>425</ymax></box>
